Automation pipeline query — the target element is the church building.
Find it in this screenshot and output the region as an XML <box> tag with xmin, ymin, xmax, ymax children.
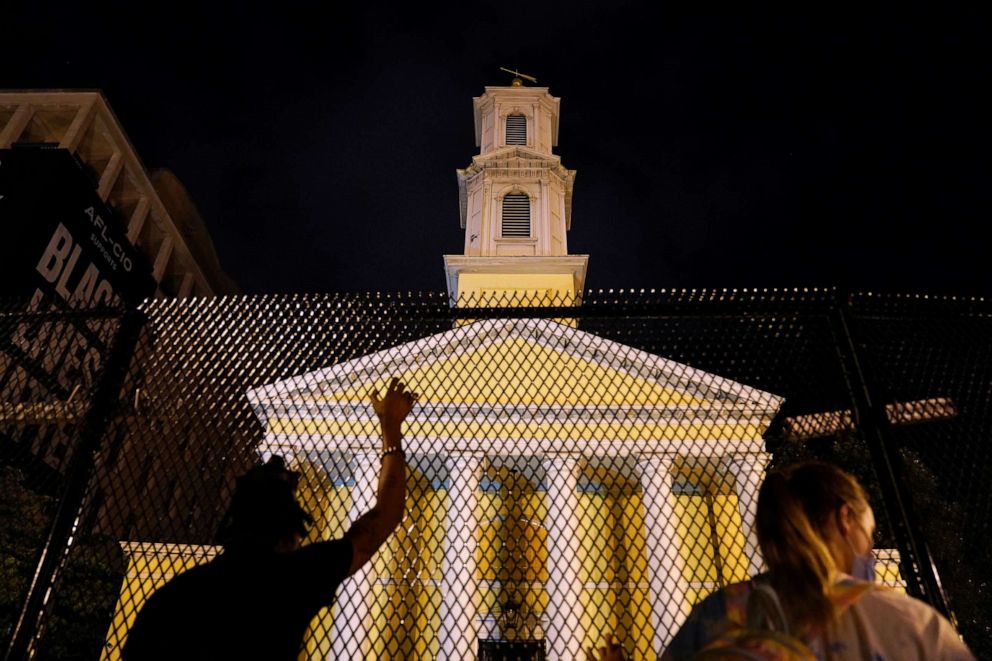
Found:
<box><xmin>103</xmin><ymin>79</ymin><xmax>901</xmax><ymax>660</ymax></box>
<box><xmin>243</xmin><ymin>79</ymin><xmax>780</xmax><ymax>660</ymax></box>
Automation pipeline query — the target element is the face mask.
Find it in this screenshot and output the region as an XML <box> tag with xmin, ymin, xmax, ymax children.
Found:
<box><xmin>846</xmin><ymin>517</ymin><xmax>876</xmax><ymax>582</ymax></box>
<box><xmin>851</xmin><ymin>551</ymin><xmax>876</xmax><ymax>582</ymax></box>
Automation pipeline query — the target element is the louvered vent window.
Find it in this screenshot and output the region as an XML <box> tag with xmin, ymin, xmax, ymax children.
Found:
<box><xmin>502</xmin><ymin>194</ymin><xmax>531</xmax><ymax>237</ymax></box>
<box><xmin>505</xmin><ymin>115</ymin><xmax>527</xmax><ymax>145</ymax></box>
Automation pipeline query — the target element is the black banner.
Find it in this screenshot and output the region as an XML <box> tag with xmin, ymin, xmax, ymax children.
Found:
<box><xmin>0</xmin><ymin>147</ymin><xmax>155</xmax><ymax>306</ymax></box>
<box><xmin>0</xmin><ymin>147</ymin><xmax>154</xmax><ymax>472</ymax></box>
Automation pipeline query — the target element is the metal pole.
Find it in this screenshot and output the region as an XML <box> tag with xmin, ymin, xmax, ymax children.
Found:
<box><xmin>5</xmin><ymin>307</ymin><xmax>146</xmax><ymax>660</ymax></box>
<box><xmin>831</xmin><ymin>293</ymin><xmax>953</xmax><ymax>618</ymax></box>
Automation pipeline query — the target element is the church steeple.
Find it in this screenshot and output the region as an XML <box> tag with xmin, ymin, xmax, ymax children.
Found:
<box><xmin>444</xmin><ymin>79</ymin><xmax>588</xmax><ymax>306</ymax></box>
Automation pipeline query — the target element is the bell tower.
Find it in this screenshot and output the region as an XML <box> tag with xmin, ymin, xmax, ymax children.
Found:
<box><xmin>443</xmin><ymin>75</ymin><xmax>588</xmax><ymax>305</ymax></box>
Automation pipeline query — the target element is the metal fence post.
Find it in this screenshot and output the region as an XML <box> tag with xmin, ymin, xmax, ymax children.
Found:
<box><xmin>5</xmin><ymin>306</ymin><xmax>147</xmax><ymax>661</ymax></box>
<box><xmin>831</xmin><ymin>293</ymin><xmax>953</xmax><ymax>618</ymax></box>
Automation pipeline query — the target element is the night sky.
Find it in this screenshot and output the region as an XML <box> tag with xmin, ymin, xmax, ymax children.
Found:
<box><xmin>4</xmin><ymin>3</ymin><xmax>989</xmax><ymax>295</ymax></box>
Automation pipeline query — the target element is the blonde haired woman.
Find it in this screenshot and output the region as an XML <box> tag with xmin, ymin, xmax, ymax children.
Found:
<box><xmin>662</xmin><ymin>461</ymin><xmax>974</xmax><ymax>660</ymax></box>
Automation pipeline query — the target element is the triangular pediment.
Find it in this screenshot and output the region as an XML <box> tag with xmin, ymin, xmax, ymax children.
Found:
<box><xmin>310</xmin><ymin>335</ymin><xmax>701</xmax><ymax>407</ymax></box>
<box><xmin>471</xmin><ymin>145</ymin><xmax>560</xmax><ymax>164</ymax></box>
<box><xmin>248</xmin><ymin>318</ymin><xmax>782</xmax><ymax>416</ymax></box>
<box><xmin>248</xmin><ymin>319</ymin><xmax>783</xmax><ymax>458</ymax></box>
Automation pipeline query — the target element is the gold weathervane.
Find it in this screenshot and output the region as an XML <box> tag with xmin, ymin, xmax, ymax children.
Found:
<box><xmin>499</xmin><ymin>67</ymin><xmax>537</xmax><ymax>87</ymax></box>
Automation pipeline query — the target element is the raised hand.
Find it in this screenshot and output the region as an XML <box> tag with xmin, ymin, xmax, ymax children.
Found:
<box><xmin>369</xmin><ymin>377</ymin><xmax>417</xmax><ymax>429</ymax></box>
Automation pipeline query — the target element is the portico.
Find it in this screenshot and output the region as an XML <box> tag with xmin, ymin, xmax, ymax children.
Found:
<box><xmin>246</xmin><ymin>317</ymin><xmax>783</xmax><ymax>659</ymax></box>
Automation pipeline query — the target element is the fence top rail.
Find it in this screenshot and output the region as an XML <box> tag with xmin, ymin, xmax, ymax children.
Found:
<box><xmin>2</xmin><ymin>288</ymin><xmax>986</xmax><ymax>321</ymax></box>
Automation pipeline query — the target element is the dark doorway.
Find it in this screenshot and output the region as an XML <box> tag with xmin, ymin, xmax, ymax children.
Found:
<box><xmin>478</xmin><ymin>638</ymin><xmax>547</xmax><ymax>661</ymax></box>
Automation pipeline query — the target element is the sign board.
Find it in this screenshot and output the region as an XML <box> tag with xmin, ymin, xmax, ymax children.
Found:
<box><xmin>0</xmin><ymin>146</ymin><xmax>155</xmax><ymax>471</ymax></box>
<box><xmin>0</xmin><ymin>146</ymin><xmax>155</xmax><ymax>305</ymax></box>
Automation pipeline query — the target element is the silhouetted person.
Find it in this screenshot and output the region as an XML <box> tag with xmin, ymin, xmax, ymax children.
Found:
<box><xmin>122</xmin><ymin>377</ymin><xmax>416</xmax><ymax>660</ymax></box>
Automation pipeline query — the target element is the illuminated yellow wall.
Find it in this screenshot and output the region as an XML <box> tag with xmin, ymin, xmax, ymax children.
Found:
<box><xmin>676</xmin><ymin>494</ymin><xmax>750</xmax><ymax>605</ymax></box>
<box><xmin>476</xmin><ymin>482</ymin><xmax>549</xmax><ymax>632</ymax></box>
<box><xmin>367</xmin><ymin>469</ymin><xmax>445</xmax><ymax>659</ymax></box>
<box><xmin>577</xmin><ymin>488</ymin><xmax>654</xmax><ymax>660</ymax></box>
<box><xmin>456</xmin><ymin>273</ymin><xmax>577</xmax><ymax>307</ymax></box>
<box><xmin>315</xmin><ymin>340</ymin><xmax>707</xmax><ymax>408</ymax></box>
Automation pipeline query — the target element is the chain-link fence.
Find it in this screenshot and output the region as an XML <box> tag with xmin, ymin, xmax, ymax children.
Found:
<box><xmin>844</xmin><ymin>293</ymin><xmax>992</xmax><ymax>655</ymax></box>
<box><xmin>1</xmin><ymin>301</ymin><xmax>130</xmax><ymax>660</ymax></box>
<box><xmin>1</xmin><ymin>290</ymin><xmax>988</xmax><ymax>659</ymax></box>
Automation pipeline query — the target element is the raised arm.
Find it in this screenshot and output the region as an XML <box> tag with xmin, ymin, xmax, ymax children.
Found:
<box><xmin>344</xmin><ymin>377</ymin><xmax>415</xmax><ymax>576</ymax></box>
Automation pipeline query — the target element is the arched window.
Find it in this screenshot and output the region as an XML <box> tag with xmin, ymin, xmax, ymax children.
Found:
<box><xmin>501</xmin><ymin>193</ymin><xmax>530</xmax><ymax>237</ymax></box>
<box><xmin>505</xmin><ymin>115</ymin><xmax>527</xmax><ymax>145</ymax></box>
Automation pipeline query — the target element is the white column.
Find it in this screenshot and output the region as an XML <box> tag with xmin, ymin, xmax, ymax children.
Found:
<box><xmin>543</xmin><ymin>456</ymin><xmax>583</xmax><ymax>660</ymax></box>
<box><xmin>331</xmin><ymin>451</ymin><xmax>378</xmax><ymax>660</ymax></box>
<box><xmin>637</xmin><ymin>455</ymin><xmax>687</xmax><ymax>653</ymax></box>
<box><xmin>726</xmin><ymin>453</ymin><xmax>771</xmax><ymax>578</ymax></box>
<box><xmin>439</xmin><ymin>455</ymin><xmax>482</xmax><ymax>660</ymax></box>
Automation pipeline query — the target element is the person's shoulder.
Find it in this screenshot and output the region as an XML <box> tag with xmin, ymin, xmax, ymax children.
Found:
<box><xmin>849</xmin><ymin>585</ymin><xmax>976</xmax><ymax>659</ymax></box>
<box><xmin>855</xmin><ymin>585</ymin><xmax>963</xmax><ymax>635</ymax></box>
<box><xmin>857</xmin><ymin>585</ymin><xmax>942</xmax><ymax>622</ymax></box>
<box><xmin>829</xmin><ymin>575</ymin><xmax>914</xmax><ymax>617</ymax></box>
<box><xmin>292</xmin><ymin>537</ymin><xmax>353</xmax><ymax>564</ymax></box>
<box><xmin>123</xmin><ymin>563</ymin><xmax>218</xmax><ymax>659</ymax></box>
<box><xmin>684</xmin><ymin>579</ymin><xmax>758</xmax><ymax>621</ymax></box>
<box><xmin>662</xmin><ymin>583</ymin><xmax>743</xmax><ymax>659</ymax></box>
<box><xmin>688</xmin><ymin>583</ymin><xmax>736</xmax><ymax>619</ymax></box>
<box><xmin>133</xmin><ymin>562</ymin><xmax>219</xmax><ymax>627</ymax></box>
<box><xmin>159</xmin><ymin>560</ymin><xmax>219</xmax><ymax>594</ymax></box>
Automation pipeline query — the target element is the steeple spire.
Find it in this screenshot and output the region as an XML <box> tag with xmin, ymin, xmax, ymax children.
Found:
<box><xmin>443</xmin><ymin>79</ymin><xmax>588</xmax><ymax>307</ymax></box>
